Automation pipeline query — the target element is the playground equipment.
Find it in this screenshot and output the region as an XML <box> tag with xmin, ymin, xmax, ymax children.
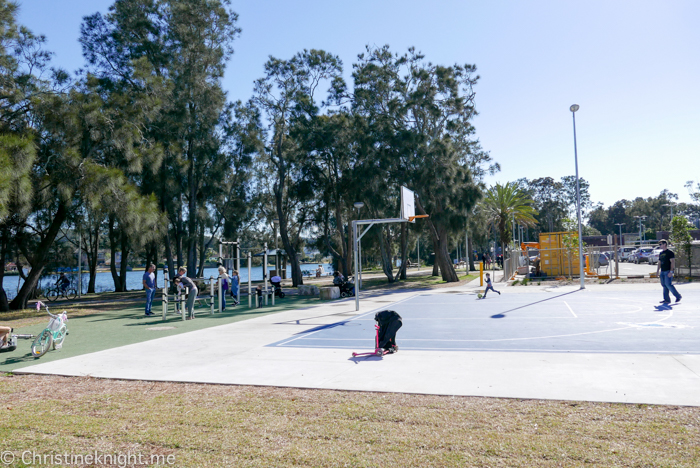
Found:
<box><xmin>161</xmin><ymin>275</ymin><xmax>223</xmax><ymax>321</ymax></box>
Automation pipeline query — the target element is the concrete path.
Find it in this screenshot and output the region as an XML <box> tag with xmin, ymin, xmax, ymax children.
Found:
<box><xmin>15</xmin><ymin>281</ymin><xmax>700</xmax><ymax>406</ymax></box>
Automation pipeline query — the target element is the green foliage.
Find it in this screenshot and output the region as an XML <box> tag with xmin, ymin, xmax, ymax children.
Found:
<box><xmin>481</xmin><ymin>182</ymin><xmax>538</xmax><ymax>251</ymax></box>
<box><xmin>670</xmin><ymin>215</ymin><xmax>693</xmax><ymax>275</ymax></box>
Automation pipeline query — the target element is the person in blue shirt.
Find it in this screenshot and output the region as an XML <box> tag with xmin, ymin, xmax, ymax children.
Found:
<box><xmin>142</xmin><ymin>264</ymin><xmax>157</xmax><ymax>316</ymax></box>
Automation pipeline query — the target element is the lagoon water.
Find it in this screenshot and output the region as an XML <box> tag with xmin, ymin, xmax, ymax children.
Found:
<box><xmin>3</xmin><ymin>263</ymin><xmax>333</xmax><ymax>300</ymax></box>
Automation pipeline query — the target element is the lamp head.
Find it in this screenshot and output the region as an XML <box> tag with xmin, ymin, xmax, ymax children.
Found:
<box><xmin>353</xmin><ymin>202</ymin><xmax>364</xmax><ymax>210</ymax></box>
<box><xmin>570</xmin><ymin>104</ymin><xmax>580</xmax><ymax>113</ymax></box>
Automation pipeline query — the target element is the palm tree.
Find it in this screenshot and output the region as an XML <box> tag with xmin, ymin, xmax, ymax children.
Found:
<box><xmin>481</xmin><ymin>182</ymin><xmax>538</xmax><ymax>261</ymax></box>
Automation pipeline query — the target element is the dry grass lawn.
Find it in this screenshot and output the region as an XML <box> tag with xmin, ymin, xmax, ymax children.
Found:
<box><xmin>1</xmin><ymin>374</ymin><xmax>698</xmax><ymax>467</ymax></box>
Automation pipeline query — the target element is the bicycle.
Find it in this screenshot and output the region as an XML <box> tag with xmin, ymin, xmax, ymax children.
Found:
<box><xmin>0</xmin><ymin>301</ymin><xmax>68</xmax><ymax>358</ymax></box>
<box><xmin>43</xmin><ymin>285</ymin><xmax>78</xmax><ymax>302</ymax></box>
<box><xmin>30</xmin><ymin>301</ymin><xmax>69</xmax><ymax>357</ymax></box>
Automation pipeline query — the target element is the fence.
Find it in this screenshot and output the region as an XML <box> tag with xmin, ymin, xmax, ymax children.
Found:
<box><xmin>675</xmin><ymin>242</ymin><xmax>700</xmax><ymax>278</ymax></box>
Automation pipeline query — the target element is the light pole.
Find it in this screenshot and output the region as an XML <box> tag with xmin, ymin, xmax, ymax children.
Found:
<box><xmin>570</xmin><ymin>104</ymin><xmax>585</xmax><ymax>290</ymax></box>
<box><xmin>634</xmin><ymin>216</ymin><xmax>647</xmax><ymax>246</ymax></box>
<box><xmin>353</xmin><ymin>202</ymin><xmax>364</xmax><ymax>287</ymax></box>
<box><xmin>662</xmin><ymin>203</ymin><xmax>675</xmax><ymax>228</ymax></box>
<box><xmin>615</xmin><ymin>223</ymin><xmax>625</xmax><ymax>244</ymax></box>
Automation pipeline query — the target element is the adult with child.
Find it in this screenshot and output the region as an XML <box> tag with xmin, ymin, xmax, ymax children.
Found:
<box><xmin>218</xmin><ymin>266</ymin><xmax>230</xmax><ymax>311</ymax></box>
<box><xmin>142</xmin><ymin>264</ymin><xmax>157</xmax><ymax>316</ymax></box>
<box><xmin>175</xmin><ymin>267</ymin><xmax>198</xmax><ymax>319</ymax></box>
<box><xmin>656</xmin><ymin>239</ymin><xmax>682</xmax><ymax>304</ymax></box>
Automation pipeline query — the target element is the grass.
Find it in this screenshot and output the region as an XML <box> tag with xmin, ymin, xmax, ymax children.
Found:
<box><xmin>1</xmin><ymin>374</ymin><xmax>698</xmax><ymax>467</ymax></box>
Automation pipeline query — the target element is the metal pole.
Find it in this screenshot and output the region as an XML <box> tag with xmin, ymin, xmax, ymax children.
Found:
<box><xmin>236</xmin><ymin>239</ymin><xmax>240</xmax><ymax>304</ymax></box>
<box><xmin>353</xmin><ymin>220</ymin><xmax>359</xmax><ymax>311</ymax></box>
<box><xmin>210</xmin><ymin>277</ymin><xmax>215</xmax><ymax>315</ymax></box>
<box><xmin>217</xmin><ymin>276</ymin><xmax>222</xmax><ymax>313</ymax></box>
<box><xmin>572</xmin><ymin>108</ymin><xmax>585</xmax><ymax>290</ymax></box>
<box><xmin>264</xmin><ymin>243</ymin><xmax>268</xmax><ymax>306</ymax></box>
<box><xmin>248</xmin><ymin>252</ymin><xmax>252</xmax><ymax>308</ymax></box>
<box><xmin>162</xmin><ymin>277</ymin><xmax>168</xmax><ymax>320</ymax></box>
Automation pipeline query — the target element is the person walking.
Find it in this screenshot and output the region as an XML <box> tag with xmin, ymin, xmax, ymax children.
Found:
<box><xmin>482</xmin><ymin>272</ymin><xmax>501</xmax><ymax>298</ymax></box>
<box><xmin>656</xmin><ymin>239</ymin><xmax>682</xmax><ymax>304</ymax></box>
<box><xmin>218</xmin><ymin>266</ymin><xmax>230</xmax><ymax>311</ymax></box>
<box><xmin>176</xmin><ymin>267</ymin><xmax>198</xmax><ymax>319</ymax></box>
<box><xmin>230</xmin><ymin>270</ymin><xmax>240</xmax><ymax>306</ymax></box>
<box><xmin>142</xmin><ymin>264</ymin><xmax>157</xmax><ymax>316</ymax></box>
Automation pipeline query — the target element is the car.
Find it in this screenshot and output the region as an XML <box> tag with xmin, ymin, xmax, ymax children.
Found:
<box><xmin>647</xmin><ymin>247</ymin><xmax>663</xmax><ymax>265</ymax></box>
<box><xmin>617</xmin><ymin>247</ymin><xmax>636</xmax><ymax>262</ymax></box>
<box><xmin>586</xmin><ymin>252</ymin><xmax>609</xmax><ymax>267</ymax></box>
<box><xmin>633</xmin><ymin>247</ymin><xmax>655</xmax><ymax>264</ymax></box>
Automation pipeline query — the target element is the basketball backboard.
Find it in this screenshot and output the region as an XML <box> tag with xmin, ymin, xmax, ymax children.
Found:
<box><xmin>401</xmin><ymin>186</ymin><xmax>415</xmax><ymax>222</ymax></box>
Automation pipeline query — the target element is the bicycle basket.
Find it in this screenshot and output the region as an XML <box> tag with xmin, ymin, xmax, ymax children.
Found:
<box><xmin>48</xmin><ymin>316</ymin><xmax>63</xmax><ymax>331</ymax></box>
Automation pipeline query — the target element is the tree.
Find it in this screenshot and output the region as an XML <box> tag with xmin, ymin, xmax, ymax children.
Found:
<box><xmin>480</xmin><ymin>182</ymin><xmax>538</xmax><ymax>264</ymax></box>
<box><xmin>253</xmin><ymin>49</ymin><xmax>345</xmax><ymax>287</ymax></box>
<box><xmin>671</xmin><ymin>215</ymin><xmax>693</xmax><ymax>278</ymax></box>
<box><xmin>80</xmin><ymin>0</ymin><xmax>241</xmax><ymax>278</ymax></box>
<box><xmin>351</xmin><ymin>46</ymin><xmax>485</xmax><ymax>282</ymax></box>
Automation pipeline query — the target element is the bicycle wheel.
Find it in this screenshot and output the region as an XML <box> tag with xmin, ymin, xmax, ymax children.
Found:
<box><xmin>66</xmin><ymin>288</ymin><xmax>77</xmax><ymax>300</ymax></box>
<box><xmin>46</xmin><ymin>289</ymin><xmax>59</xmax><ymax>302</ymax></box>
<box><xmin>31</xmin><ymin>329</ymin><xmax>53</xmax><ymax>358</ymax></box>
<box><xmin>53</xmin><ymin>324</ymin><xmax>67</xmax><ymax>349</ymax></box>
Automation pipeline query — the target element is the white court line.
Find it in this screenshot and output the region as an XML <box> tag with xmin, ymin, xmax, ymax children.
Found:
<box><xmin>563</xmin><ymin>301</ymin><xmax>577</xmax><ymax>318</ymax></box>
<box><xmin>274</xmin><ymin>294</ymin><xmax>418</xmax><ymax>347</ymax></box>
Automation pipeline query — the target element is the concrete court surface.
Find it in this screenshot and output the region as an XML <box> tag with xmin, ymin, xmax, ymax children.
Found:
<box><xmin>14</xmin><ymin>281</ymin><xmax>700</xmax><ymax>407</ymax></box>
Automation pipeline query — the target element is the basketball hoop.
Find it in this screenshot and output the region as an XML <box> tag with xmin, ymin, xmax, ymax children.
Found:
<box><xmin>407</xmin><ymin>215</ymin><xmax>429</xmax><ymax>222</ymax></box>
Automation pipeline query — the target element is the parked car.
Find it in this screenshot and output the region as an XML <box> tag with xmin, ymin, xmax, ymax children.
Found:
<box><xmin>586</xmin><ymin>252</ymin><xmax>609</xmax><ymax>267</ymax></box>
<box><xmin>617</xmin><ymin>247</ymin><xmax>636</xmax><ymax>262</ymax></box>
<box><xmin>647</xmin><ymin>247</ymin><xmax>663</xmax><ymax>265</ymax></box>
<box><xmin>633</xmin><ymin>247</ymin><xmax>655</xmax><ymax>264</ymax></box>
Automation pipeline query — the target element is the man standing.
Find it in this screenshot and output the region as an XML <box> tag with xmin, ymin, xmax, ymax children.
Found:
<box><xmin>656</xmin><ymin>239</ymin><xmax>682</xmax><ymax>304</ymax></box>
<box><xmin>142</xmin><ymin>264</ymin><xmax>157</xmax><ymax>316</ymax></box>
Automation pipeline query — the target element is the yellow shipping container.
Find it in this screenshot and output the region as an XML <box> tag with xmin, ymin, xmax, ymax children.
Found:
<box><xmin>539</xmin><ymin>232</ymin><xmax>582</xmax><ymax>277</ymax></box>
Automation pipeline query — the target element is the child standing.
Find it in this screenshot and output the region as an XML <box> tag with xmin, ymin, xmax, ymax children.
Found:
<box><xmin>483</xmin><ymin>272</ymin><xmax>501</xmax><ymax>298</ymax></box>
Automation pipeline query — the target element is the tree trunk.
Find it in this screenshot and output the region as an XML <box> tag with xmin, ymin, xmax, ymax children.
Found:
<box><xmin>84</xmin><ymin>221</ymin><xmax>100</xmax><ymax>294</ymax></box>
<box><xmin>108</xmin><ymin>215</ymin><xmax>125</xmax><ymax>292</ymax></box>
<box><xmin>416</xmin><ymin>198</ymin><xmax>458</xmax><ymax>282</ymax></box>
<box><xmin>274</xmin><ymin>153</ymin><xmax>303</xmax><ymax>287</ymax></box>
<box><xmin>10</xmin><ymin>204</ymin><xmax>68</xmax><ymax>310</ymax></box>
<box><xmin>378</xmin><ymin>225</ymin><xmax>395</xmax><ymax>282</ymax></box>
<box><xmin>0</xmin><ymin>227</ymin><xmax>9</xmax><ymax>312</ymax></box>
<box><xmin>468</xmin><ymin>236</ymin><xmax>475</xmax><ymax>272</ymax></box>
<box><xmin>398</xmin><ymin>222</ymin><xmax>408</xmax><ymax>280</ymax></box>
<box><xmin>119</xmin><ymin>230</ymin><xmax>129</xmax><ymax>290</ymax></box>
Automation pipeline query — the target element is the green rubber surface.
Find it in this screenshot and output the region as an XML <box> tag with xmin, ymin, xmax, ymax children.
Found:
<box><xmin>1</xmin><ymin>296</ymin><xmax>319</xmax><ymax>372</ymax></box>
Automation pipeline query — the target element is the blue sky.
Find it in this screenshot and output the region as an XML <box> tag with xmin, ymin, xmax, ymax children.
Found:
<box><xmin>18</xmin><ymin>0</ymin><xmax>700</xmax><ymax>207</ymax></box>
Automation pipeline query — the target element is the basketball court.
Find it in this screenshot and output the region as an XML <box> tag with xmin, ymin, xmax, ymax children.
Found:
<box><xmin>271</xmin><ymin>289</ymin><xmax>700</xmax><ymax>354</ymax></box>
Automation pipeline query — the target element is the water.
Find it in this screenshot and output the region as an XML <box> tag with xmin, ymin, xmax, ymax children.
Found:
<box><xmin>3</xmin><ymin>263</ymin><xmax>333</xmax><ymax>300</ymax></box>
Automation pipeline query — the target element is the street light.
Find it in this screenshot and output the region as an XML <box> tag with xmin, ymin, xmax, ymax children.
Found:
<box><xmin>634</xmin><ymin>215</ymin><xmax>647</xmax><ymax>245</ymax></box>
<box><xmin>570</xmin><ymin>104</ymin><xmax>585</xmax><ymax>290</ymax></box>
<box><xmin>662</xmin><ymin>203</ymin><xmax>675</xmax><ymax>227</ymax></box>
<box><xmin>615</xmin><ymin>223</ymin><xmax>625</xmax><ymax>243</ymax></box>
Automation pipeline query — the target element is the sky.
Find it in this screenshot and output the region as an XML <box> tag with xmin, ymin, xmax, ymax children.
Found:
<box><xmin>17</xmin><ymin>0</ymin><xmax>700</xmax><ymax>207</ymax></box>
